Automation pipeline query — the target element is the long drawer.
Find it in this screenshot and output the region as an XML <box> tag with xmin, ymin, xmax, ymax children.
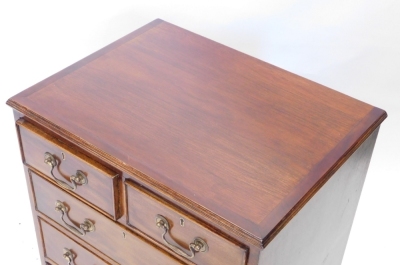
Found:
<box><xmin>30</xmin><ymin>169</ymin><xmax>185</xmax><ymax>265</ymax></box>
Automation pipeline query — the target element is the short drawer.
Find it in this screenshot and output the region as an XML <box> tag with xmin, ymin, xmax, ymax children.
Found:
<box><xmin>30</xmin><ymin>170</ymin><xmax>185</xmax><ymax>265</ymax></box>
<box><xmin>125</xmin><ymin>180</ymin><xmax>248</xmax><ymax>265</ymax></box>
<box><xmin>39</xmin><ymin>218</ymin><xmax>109</xmax><ymax>265</ymax></box>
<box><xmin>17</xmin><ymin>119</ymin><xmax>120</xmax><ymax>219</ymax></box>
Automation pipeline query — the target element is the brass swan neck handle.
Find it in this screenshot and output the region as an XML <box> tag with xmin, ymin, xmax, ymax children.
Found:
<box><xmin>63</xmin><ymin>248</ymin><xmax>75</xmax><ymax>265</ymax></box>
<box><xmin>55</xmin><ymin>201</ymin><xmax>95</xmax><ymax>237</ymax></box>
<box><xmin>155</xmin><ymin>214</ymin><xmax>208</xmax><ymax>259</ymax></box>
<box><xmin>44</xmin><ymin>152</ymin><xmax>87</xmax><ymax>191</ymax></box>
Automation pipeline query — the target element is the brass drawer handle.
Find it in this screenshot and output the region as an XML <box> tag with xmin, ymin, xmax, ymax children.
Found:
<box><xmin>63</xmin><ymin>248</ymin><xmax>75</xmax><ymax>265</ymax></box>
<box><xmin>155</xmin><ymin>214</ymin><xmax>208</xmax><ymax>259</ymax></box>
<box><xmin>44</xmin><ymin>152</ymin><xmax>88</xmax><ymax>191</ymax></box>
<box><xmin>55</xmin><ymin>201</ymin><xmax>95</xmax><ymax>236</ymax></box>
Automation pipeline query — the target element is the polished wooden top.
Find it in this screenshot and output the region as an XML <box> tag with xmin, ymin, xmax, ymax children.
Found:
<box><xmin>7</xmin><ymin>19</ymin><xmax>386</xmax><ymax>247</ymax></box>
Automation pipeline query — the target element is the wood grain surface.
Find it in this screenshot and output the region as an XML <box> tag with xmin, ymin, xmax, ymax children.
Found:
<box><xmin>7</xmin><ymin>19</ymin><xmax>387</xmax><ymax>246</ymax></box>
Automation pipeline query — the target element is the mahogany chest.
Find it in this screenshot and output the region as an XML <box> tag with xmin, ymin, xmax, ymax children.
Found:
<box><xmin>7</xmin><ymin>19</ymin><xmax>387</xmax><ymax>265</ymax></box>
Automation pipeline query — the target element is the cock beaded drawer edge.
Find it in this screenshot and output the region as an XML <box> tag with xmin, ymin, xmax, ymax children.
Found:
<box><xmin>7</xmin><ymin>19</ymin><xmax>387</xmax><ymax>265</ymax></box>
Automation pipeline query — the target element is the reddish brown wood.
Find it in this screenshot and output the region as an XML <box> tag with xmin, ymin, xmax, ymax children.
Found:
<box><xmin>7</xmin><ymin>19</ymin><xmax>387</xmax><ymax>251</ymax></box>
<box><xmin>39</xmin><ymin>219</ymin><xmax>109</xmax><ymax>264</ymax></box>
<box><xmin>125</xmin><ymin>180</ymin><xmax>248</xmax><ymax>265</ymax></box>
<box><xmin>17</xmin><ymin>118</ymin><xmax>121</xmax><ymax>219</ymax></box>
<box><xmin>30</xmin><ymin>169</ymin><xmax>185</xmax><ymax>265</ymax></box>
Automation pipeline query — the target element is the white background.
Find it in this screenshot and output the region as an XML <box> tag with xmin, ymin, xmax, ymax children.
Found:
<box><xmin>1</xmin><ymin>1</ymin><xmax>399</xmax><ymax>264</ymax></box>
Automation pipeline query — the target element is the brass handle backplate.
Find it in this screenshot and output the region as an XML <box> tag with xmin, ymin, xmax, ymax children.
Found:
<box><xmin>55</xmin><ymin>201</ymin><xmax>95</xmax><ymax>237</ymax></box>
<box><xmin>63</xmin><ymin>248</ymin><xmax>75</xmax><ymax>265</ymax></box>
<box><xmin>44</xmin><ymin>152</ymin><xmax>88</xmax><ymax>191</ymax></box>
<box><xmin>155</xmin><ymin>214</ymin><xmax>208</xmax><ymax>259</ymax></box>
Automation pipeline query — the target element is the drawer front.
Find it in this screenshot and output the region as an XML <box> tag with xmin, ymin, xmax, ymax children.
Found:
<box><xmin>17</xmin><ymin>119</ymin><xmax>120</xmax><ymax>219</ymax></box>
<box><xmin>30</xmin><ymin>170</ymin><xmax>184</xmax><ymax>265</ymax></box>
<box><xmin>125</xmin><ymin>181</ymin><xmax>248</xmax><ymax>265</ymax></box>
<box><xmin>40</xmin><ymin>218</ymin><xmax>109</xmax><ymax>265</ymax></box>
